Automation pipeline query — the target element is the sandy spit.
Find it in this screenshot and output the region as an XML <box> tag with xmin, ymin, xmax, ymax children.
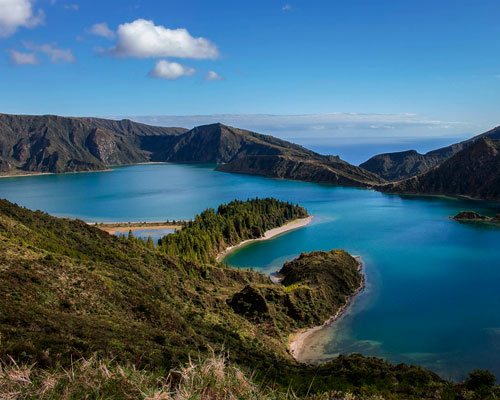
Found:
<box><xmin>289</xmin><ymin>257</ymin><xmax>365</xmax><ymax>362</ymax></box>
<box><xmin>216</xmin><ymin>216</ymin><xmax>314</xmax><ymax>262</ymax></box>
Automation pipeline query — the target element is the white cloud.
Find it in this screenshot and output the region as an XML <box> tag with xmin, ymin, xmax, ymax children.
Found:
<box><xmin>24</xmin><ymin>41</ymin><xmax>76</xmax><ymax>63</ymax></box>
<box><xmin>63</xmin><ymin>3</ymin><xmax>78</xmax><ymax>10</ymax></box>
<box><xmin>87</xmin><ymin>22</ymin><xmax>114</xmax><ymax>39</ymax></box>
<box><xmin>0</xmin><ymin>0</ymin><xmax>44</xmax><ymax>38</ymax></box>
<box><xmin>108</xmin><ymin>19</ymin><xmax>219</xmax><ymax>59</ymax></box>
<box><xmin>206</xmin><ymin>70</ymin><xmax>223</xmax><ymax>81</ymax></box>
<box><xmin>148</xmin><ymin>60</ymin><xmax>196</xmax><ymax>80</ymax></box>
<box><xmin>8</xmin><ymin>49</ymin><xmax>38</xmax><ymax>65</ymax></box>
<box><xmin>282</xmin><ymin>4</ymin><xmax>292</xmax><ymax>11</ymax></box>
<box><xmin>126</xmin><ymin>113</ymin><xmax>467</xmax><ymax>140</ymax></box>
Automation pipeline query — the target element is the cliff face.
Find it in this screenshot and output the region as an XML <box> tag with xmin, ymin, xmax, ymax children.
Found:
<box><xmin>361</xmin><ymin>125</ymin><xmax>500</xmax><ymax>181</ymax></box>
<box><xmin>380</xmin><ymin>138</ymin><xmax>500</xmax><ymax>200</ymax></box>
<box><xmin>0</xmin><ymin>114</ymin><xmax>186</xmax><ymax>174</ymax></box>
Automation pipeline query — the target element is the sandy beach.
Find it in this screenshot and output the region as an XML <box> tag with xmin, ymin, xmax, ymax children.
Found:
<box><xmin>216</xmin><ymin>216</ymin><xmax>314</xmax><ymax>262</ymax></box>
<box><xmin>289</xmin><ymin>257</ymin><xmax>365</xmax><ymax>362</ymax></box>
<box><xmin>89</xmin><ymin>221</ymin><xmax>185</xmax><ymax>235</ymax></box>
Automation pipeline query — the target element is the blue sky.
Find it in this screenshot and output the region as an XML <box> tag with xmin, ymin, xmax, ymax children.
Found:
<box><xmin>0</xmin><ymin>0</ymin><xmax>499</xmax><ymax>143</ymax></box>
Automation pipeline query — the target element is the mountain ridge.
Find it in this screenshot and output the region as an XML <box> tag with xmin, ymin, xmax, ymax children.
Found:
<box><xmin>379</xmin><ymin>137</ymin><xmax>500</xmax><ymax>200</ymax></box>
<box><xmin>0</xmin><ymin>113</ymin><xmax>384</xmax><ymax>187</ymax></box>
<box><xmin>361</xmin><ymin>125</ymin><xmax>500</xmax><ymax>181</ymax></box>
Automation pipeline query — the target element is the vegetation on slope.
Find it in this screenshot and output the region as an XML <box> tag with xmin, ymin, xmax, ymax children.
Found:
<box><xmin>216</xmin><ymin>154</ymin><xmax>384</xmax><ymax>187</ymax></box>
<box><xmin>0</xmin><ymin>113</ymin><xmax>186</xmax><ymax>174</ymax></box>
<box><xmin>380</xmin><ymin>138</ymin><xmax>500</xmax><ymax>200</ymax></box>
<box><xmin>361</xmin><ymin>124</ymin><xmax>500</xmax><ymax>181</ymax></box>
<box><xmin>278</xmin><ymin>250</ymin><xmax>363</xmax><ymax>327</ymax></box>
<box><xmin>452</xmin><ymin>211</ymin><xmax>500</xmax><ymax>224</ymax></box>
<box><xmin>157</xmin><ymin>198</ymin><xmax>308</xmax><ymax>263</ymax></box>
<box><xmin>0</xmin><ymin>198</ymin><xmax>498</xmax><ymax>398</ymax></box>
<box><xmin>0</xmin><ymin>114</ymin><xmax>383</xmax><ymax>187</ymax></box>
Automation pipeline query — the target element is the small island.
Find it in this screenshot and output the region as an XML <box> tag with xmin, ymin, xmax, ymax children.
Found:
<box><xmin>451</xmin><ymin>211</ymin><xmax>500</xmax><ymax>224</ymax></box>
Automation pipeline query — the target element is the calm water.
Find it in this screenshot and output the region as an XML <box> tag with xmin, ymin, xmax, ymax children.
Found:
<box><xmin>114</xmin><ymin>229</ymin><xmax>176</xmax><ymax>244</ymax></box>
<box><xmin>1</xmin><ymin>163</ymin><xmax>499</xmax><ymax>380</ymax></box>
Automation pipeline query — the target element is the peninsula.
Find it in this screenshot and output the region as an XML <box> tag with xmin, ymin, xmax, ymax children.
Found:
<box><xmin>0</xmin><ymin>197</ymin><xmax>495</xmax><ymax>398</ymax></box>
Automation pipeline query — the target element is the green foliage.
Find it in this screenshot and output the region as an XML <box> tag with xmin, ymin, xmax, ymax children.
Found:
<box><xmin>0</xmin><ymin>198</ymin><xmax>498</xmax><ymax>399</ymax></box>
<box><xmin>157</xmin><ymin>198</ymin><xmax>308</xmax><ymax>263</ymax></box>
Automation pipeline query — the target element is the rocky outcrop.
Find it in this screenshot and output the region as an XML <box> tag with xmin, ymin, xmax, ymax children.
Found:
<box><xmin>86</xmin><ymin>129</ymin><xmax>117</xmax><ymax>163</ymax></box>
<box><xmin>452</xmin><ymin>211</ymin><xmax>500</xmax><ymax>223</ymax></box>
<box><xmin>452</xmin><ymin>211</ymin><xmax>490</xmax><ymax>221</ymax></box>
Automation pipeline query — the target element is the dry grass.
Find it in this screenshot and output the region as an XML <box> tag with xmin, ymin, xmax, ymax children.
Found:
<box><xmin>0</xmin><ymin>354</ymin><xmax>376</xmax><ymax>400</ymax></box>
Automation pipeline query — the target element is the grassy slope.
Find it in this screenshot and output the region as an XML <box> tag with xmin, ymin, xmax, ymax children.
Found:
<box><xmin>1</xmin><ymin>198</ymin><xmax>493</xmax><ymax>398</ymax></box>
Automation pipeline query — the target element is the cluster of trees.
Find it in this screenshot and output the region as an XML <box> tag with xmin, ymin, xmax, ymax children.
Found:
<box><xmin>157</xmin><ymin>198</ymin><xmax>308</xmax><ymax>263</ymax></box>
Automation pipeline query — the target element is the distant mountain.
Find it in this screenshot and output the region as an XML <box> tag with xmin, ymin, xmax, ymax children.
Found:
<box><xmin>361</xmin><ymin>125</ymin><xmax>500</xmax><ymax>181</ymax></box>
<box><xmin>380</xmin><ymin>138</ymin><xmax>500</xmax><ymax>200</ymax></box>
<box><xmin>0</xmin><ymin>114</ymin><xmax>383</xmax><ymax>187</ymax></box>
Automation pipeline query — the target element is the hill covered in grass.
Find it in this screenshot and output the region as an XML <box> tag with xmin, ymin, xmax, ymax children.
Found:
<box><xmin>0</xmin><ymin>197</ymin><xmax>497</xmax><ymax>398</ymax></box>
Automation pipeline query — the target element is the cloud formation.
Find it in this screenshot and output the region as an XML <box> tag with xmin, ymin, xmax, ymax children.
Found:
<box><xmin>127</xmin><ymin>113</ymin><xmax>466</xmax><ymax>140</ymax></box>
<box><xmin>87</xmin><ymin>22</ymin><xmax>114</xmax><ymax>39</ymax></box>
<box><xmin>63</xmin><ymin>3</ymin><xmax>78</xmax><ymax>11</ymax></box>
<box><xmin>8</xmin><ymin>49</ymin><xmax>38</xmax><ymax>65</ymax></box>
<box><xmin>24</xmin><ymin>42</ymin><xmax>76</xmax><ymax>63</ymax></box>
<box><xmin>282</xmin><ymin>4</ymin><xmax>292</xmax><ymax>11</ymax></box>
<box><xmin>108</xmin><ymin>19</ymin><xmax>219</xmax><ymax>59</ymax></box>
<box><xmin>206</xmin><ymin>70</ymin><xmax>223</xmax><ymax>81</ymax></box>
<box><xmin>0</xmin><ymin>0</ymin><xmax>44</xmax><ymax>38</ymax></box>
<box><xmin>148</xmin><ymin>60</ymin><xmax>196</xmax><ymax>80</ymax></box>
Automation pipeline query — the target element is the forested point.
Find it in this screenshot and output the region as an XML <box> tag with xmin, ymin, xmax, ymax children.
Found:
<box><xmin>157</xmin><ymin>198</ymin><xmax>308</xmax><ymax>263</ymax></box>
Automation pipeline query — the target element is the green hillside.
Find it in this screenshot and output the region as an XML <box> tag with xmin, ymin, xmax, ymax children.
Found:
<box><xmin>0</xmin><ymin>198</ymin><xmax>497</xmax><ymax>398</ymax></box>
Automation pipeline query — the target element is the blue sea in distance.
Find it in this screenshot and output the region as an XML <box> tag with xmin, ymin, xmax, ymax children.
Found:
<box><xmin>0</xmin><ymin>163</ymin><xmax>499</xmax><ymax>381</ymax></box>
<box><xmin>297</xmin><ymin>136</ymin><xmax>466</xmax><ymax>165</ymax></box>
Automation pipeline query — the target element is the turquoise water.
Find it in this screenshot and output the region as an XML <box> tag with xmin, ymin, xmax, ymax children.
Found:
<box><xmin>114</xmin><ymin>228</ymin><xmax>176</xmax><ymax>244</ymax></box>
<box><xmin>1</xmin><ymin>163</ymin><xmax>499</xmax><ymax>380</ymax></box>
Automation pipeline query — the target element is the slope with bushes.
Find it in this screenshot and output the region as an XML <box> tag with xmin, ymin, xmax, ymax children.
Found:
<box><xmin>0</xmin><ymin>198</ymin><xmax>496</xmax><ymax>398</ymax></box>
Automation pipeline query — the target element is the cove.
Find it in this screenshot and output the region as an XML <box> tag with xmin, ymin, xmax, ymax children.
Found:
<box><xmin>0</xmin><ymin>163</ymin><xmax>499</xmax><ymax>380</ymax></box>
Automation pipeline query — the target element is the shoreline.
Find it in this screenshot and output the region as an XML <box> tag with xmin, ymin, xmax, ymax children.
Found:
<box><xmin>87</xmin><ymin>221</ymin><xmax>186</xmax><ymax>235</ymax></box>
<box><xmin>0</xmin><ymin>168</ymin><xmax>113</xmax><ymax>179</ymax></box>
<box><xmin>289</xmin><ymin>257</ymin><xmax>365</xmax><ymax>363</ymax></box>
<box><xmin>216</xmin><ymin>216</ymin><xmax>314</xmax><ymax>262</ymax></box>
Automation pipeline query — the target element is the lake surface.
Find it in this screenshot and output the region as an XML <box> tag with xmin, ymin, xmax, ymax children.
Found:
<box><xmin>1</xmin><ymin>163</ymin><xmax>499</xmax><ymax>380</ymax></box>
<box><xmin>113</xmin><ymin>228</ymin><xmax>176</xmax><ymax>244</ymax></box>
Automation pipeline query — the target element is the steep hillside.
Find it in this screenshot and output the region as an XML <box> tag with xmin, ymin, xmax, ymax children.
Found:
<box><xmin>217</xmin><ymin>154</ymin><xmax>383</xmax><ymax>187</ymax></box>
<box><xmin>361</xmin><ymin>125</ymin><xmax>500</xmax><ymax>181</ymax></box>
<box><xmin>156</xmin><ymin>122</ymin><xmax>319</xmax><ymax>163</ymax></box>
<box><xmin>0</xmin><ymin>113</ymin><xmax>186</xmax><ymax>174</ymax></box>
<box><xmin>0</xmin><ymin>198</ymin><xmax>461</xmax><ymax>398</ymax></box>
<box><xmin>380</xmin><ymin>138</ymin><xmax>500</xmax><ymax>200</ymax></box>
